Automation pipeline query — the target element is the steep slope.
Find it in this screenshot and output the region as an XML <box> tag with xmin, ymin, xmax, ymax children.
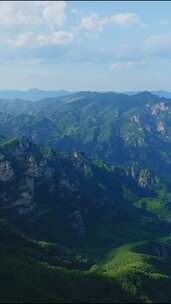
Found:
<box><xmin>0</xmin><ymin>219</ymin><xmax>132</xmax><ymax>304</ymax></box>
<box><xmin>0</xmin><ymin>137</ymin><xmax>171</xmax><ymax>302</ymax></box>
<box><xmin>0</xmin><ymin>136</ymin><xmax>170</xmax><ymax>255</ymax></box>
<box><xmin>92</xmin><ymin>237</ymin><xmax>171</xmax><ymax>303</ymax></box>
<box><xmin>1</xmin><ymin>216</ymin><xmax>171</xmax><ymax>303</ymax></box>
<box><xmin>1</xmin><ymin>92</ymin><xmax>171</xmax><ymax>183</ymax></box>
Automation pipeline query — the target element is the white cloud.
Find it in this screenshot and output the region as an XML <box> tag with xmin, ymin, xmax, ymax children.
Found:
<box><xmin>0</xmin><ymin>1</ymin><xmax>72</xmax><ymax>49</ymax></box>
<box><xmin>0</xmin><ymin>1</ymin><xmax>66</xmax><ymax>28</ymax></box>
<box><xmin>80</xmin><ymin>14</ymin><xmax>107</xmax><ymax>32</ymax></box>
<box><xmin>39</xmin><ymin>1</ymin><xmax>66</xmax><ymax>29</ymax></box>
<box><xmin>0</xmin><ymin>1</ymin><xmax>40</xmax><ymax>27</ymax></box>
<box><xmin>81</xmin><ymin>12</ymin><xmax>142</xmax><ymax>32</ymax></box>
<box><xmin>111</xmin><ymin>62</ymin><xmax>124</xmax><ymax>70</ymax></box>
<box><xmin>0</xmin><ymin>31</ymin><xmax>73</xmax><ymax>48</ymax></box>
<box><xmin>110</xmin><ymin>13</ymin><xmax>141</xmax><ymax>26</ymax></box>
<box><xmin>111</xmin><ymin>60</ymin><xmax>145</xmax><ymax>70</ymax></box>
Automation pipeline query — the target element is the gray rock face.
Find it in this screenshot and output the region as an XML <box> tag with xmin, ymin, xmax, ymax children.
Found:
<box><xmin>138</xmin><ymin>169</ymin><xmax>151</xmax><ymax>188</ymax></box>
<box><xmin>151</xmin><ymin>102</ymin><xmax>168</xmax><ymax>116</ymax></box>
<box><xmin>0</xmin><ymin>136</ymin><xmax>164</xmax><ymax>246</ymax></box>
<box><xmin>68</xmin><ymin>210</ymin><xmax>86</xmax><ymax>240</ymax></box>
<box><xmin>125</xmin><ymin>162</ymin><xmax>159</xmax><ymax>189</ymax></box>
<box><xmin>27</xmin><ymin>156</ymin><xmax>44</xmax><ymax>177</ymax></box>
<box><xmin>26</xmin><ymin>177</ymin><xmax>34</xmax><ymax>196</ymax></box>
<box><xmin>0</xmin><ymin>160</ymin><xmax>14</xmax><ymax>181</ymax></box>
<box><xmin>1</xmin><ymin>191</ymin><xmax>35</xmax><ymax>215</ymax></box>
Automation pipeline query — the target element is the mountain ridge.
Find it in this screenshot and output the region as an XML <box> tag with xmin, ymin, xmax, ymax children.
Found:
<box><xmin>1</xmin><ymin>90</ymin><xmax>171</xmax><ymax>302</ymax></box>
<box><xmin>0</xmin><ymin>136</ymin><xmax>171</xmax><ymax>302</ymax></box>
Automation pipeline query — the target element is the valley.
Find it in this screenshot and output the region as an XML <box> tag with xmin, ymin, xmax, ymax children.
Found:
<box><xmin>1</xmin><ymin>91</ymin><xmax>171</xmax><ymax>302</ymax></box>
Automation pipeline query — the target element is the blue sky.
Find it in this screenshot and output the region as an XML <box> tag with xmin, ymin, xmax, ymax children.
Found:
<box><xmin>0</xmin><ymin>1</ymin><xmax>171</xmax><ymax>91</ymax></box>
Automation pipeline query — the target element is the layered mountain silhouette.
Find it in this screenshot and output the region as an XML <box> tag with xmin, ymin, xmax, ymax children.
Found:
<box><xmin>1</xmin><ymin>91</ymin><xmax>171</xmax><ymax>182</ymax></box>
<box><xmin>1</xmin><ymin>91</ymin><xmax>171</xmax><ymax>302</ymax></box>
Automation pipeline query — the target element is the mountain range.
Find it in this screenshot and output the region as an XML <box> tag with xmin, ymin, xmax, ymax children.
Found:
<box><xmin>1</xmin><ymin>91</ymin><xmax>171</xmax><ymax>182</ymax></box>
<box><xmin>0</xmin><ymin>89</ymin><xmax>70</xmax><ymax>101</ymax></box>
<box><xmin>1</xmin><ymin>91</ymin><xmax>171</xmax><ymax>302</ymax></box>
<box><xmin>0</xmin><ymin>88</ymin><xmax>171</xmax><ymax>100</ymax></box>
<box><xmin>125</xmin><ymin>90</ymin><xmax>171</xmax><ymax>98</ymax></box>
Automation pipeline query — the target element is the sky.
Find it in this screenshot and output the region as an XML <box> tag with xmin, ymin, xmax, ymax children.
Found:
<box><xmin>0</xmin><ymin>1</ymin><xmax>171</xmax><ymax>91</ymax></box>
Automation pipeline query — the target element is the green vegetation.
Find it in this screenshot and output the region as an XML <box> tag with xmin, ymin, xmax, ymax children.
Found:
<box><xmin>0</xmin><ymin>219</ymin><xmax>133</xmax><ymax>303</ymax></box>
<box><xmin>91</xmin><ymin>239</ymin><xmax>171</xmax><ymax>303</ymax></box>
<box><xmin>1</xmin><ymin>217</ymin><xmax>171</xmax><ymax>303</ymax></box>
<box><xmin>1</xmin><ymin>90</ymin><xmax>171</xmax><ymax>302</ymax></box>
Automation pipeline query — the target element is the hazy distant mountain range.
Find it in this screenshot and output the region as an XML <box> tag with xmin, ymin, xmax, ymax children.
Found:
<box><xmin>0</xmin><ymin>88</ymin><xmax>170</xmax><ymax>100</ymax></box>
<box><xmin>125</xmin><ymin>90</ymin><xmax>171</xmax><ymax>98</ymax></box>
<box><xmin>0</xmin><ymin>88</ymin><xmax>71</xmax><ymax>100</ymax></box>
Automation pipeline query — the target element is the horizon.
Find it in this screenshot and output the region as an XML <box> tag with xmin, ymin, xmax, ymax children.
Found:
<box><xmin>0</xmin><ymin>1</ymin><xmax>171</xmax><ymax>91</ymax></box>
<box><xmin>0</xmin><ymin>88</ymin><xmax>170</xmax><ymax>93</ymax></box>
